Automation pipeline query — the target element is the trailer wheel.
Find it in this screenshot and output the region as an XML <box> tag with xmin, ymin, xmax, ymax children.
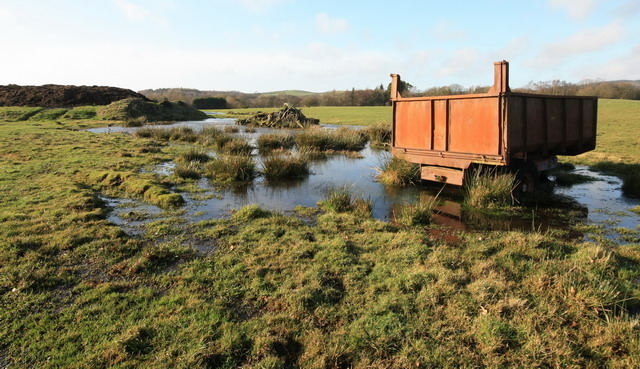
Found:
<box><xmin>513</xmin><ymin>161</ymin><xmax>540</xmax><ymax>194</ymax></box>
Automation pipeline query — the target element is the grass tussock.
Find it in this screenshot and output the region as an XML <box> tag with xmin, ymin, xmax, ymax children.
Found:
<box><xmin>177</xmin><ymin>148</ymin><xmax>210</xmax><ymax>163</ymax></box>
<box><xmin>464</xmin><ymin>168</ymin><xmax>516</xmax><ymax>209</ymax></box>
<box><xmin>91</xmin><ymin>171</ymin><xmax>184</xmax><ymax>208</ymax></box>
<box><xmin>205</xmin><ymin>155</ymin><xmax>255</xmax><ymax>183</ymax></box>
<box><xmin>261</xmin><ymin>154</ymin><xmax>310</xmax><ymax>181</ymax></box>
<box><xmin>295</xmin><ymin>127</ymin><xmax>367</xmax><ymax>152</ymax></box>
<box><xmin>318</xmin><ymin>186</ymin><xmax>372</xmax><ymax>216</ymax></box>
<box><xmin>364</xmin><ymin>122</ymin><xmax>392</xmax><ymax>148</ymax></box>
<box><xmin>395</xmin><ymin>197</ymin><xmax>440</xmax><ymax>227</ymax></box>
<box><xmin>223</xmin><ymin>125</ymin><xmax>239</xmax><ymax>133</ymax></box>
<box><xmin>174</xmin><ymin>162</ymin><xmax>201</xmax><ymax>180</ymax></box>
<box><xmin>376</xmin><ymin>155</ymin><xmax>420</xmax><ymax>186</ymax></box>
<box><xmin>630</xmin><ymin>205</ymin><xmax>640</xmax><ymax>215</ymax></box>
<box><xmin>257</xmin><ymin>133</ymin><xmax>295</xmax><ymax>152</ymax></box>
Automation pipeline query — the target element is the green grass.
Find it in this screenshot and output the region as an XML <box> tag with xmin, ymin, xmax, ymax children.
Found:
<box><xmin>560</xmin><ymin>99</ymin><xmax>640</xmax><ymax>196</ymax></box>
<box><xmin>294</xmin><ymin>127</ymin><xmax>367</xmax><ymax>152</ymax></box>
<box><xmin>1</xmin><ymin>106</ymin><xmax>640</xmax><ymax>368</ymax></box>
<box><xmin>256</xmin><ymin>133</ymin><xmax>295</xmax><ymax>152</ymax></box>
<box><xmin>204</xmin><ymin>154</ymin><xmax>255</xmax><ymax>183</ymax></box>
<box><xmin>210</xmin><ymin>106</ymin><xmax>392</xmax><ymax>126</ymax></box>
<box><xmin>463</xmin><ymin>168</ymin><xmax>516</xmax><ymax>209</ymax></box>
<box><xmin>0</xmin><ymin>106</ymin><xmax>44</xmax><ymax>121</ymax></box>
<box><xmin>260</xmin><ymin>154</ymin><xmax>310</xmax><ymax>181</ymax></box>
<box><xmin>317</xmin><ymin>186</ymin><xmax>372</xmax><ymax>216</ymax></box>
<box><xmin>375</xmin><ymin>155</ymin><xmax>420</xmax><ymax>186</ymax></box>
<box><xmin>63</xmin><ymin>105</ymin><xmax>99</xmax><ymax>119</ymax></box>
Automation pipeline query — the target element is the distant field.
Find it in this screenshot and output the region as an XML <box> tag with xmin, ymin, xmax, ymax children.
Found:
<box><xmin>208</xmin><ymin>106</ymin><xmax>392</xmax><ymax>126</ymax></box>
<box><xmin>564</xmin><ymin>99</ymin><xmax>640</xmax><ymax>165</ymax></box>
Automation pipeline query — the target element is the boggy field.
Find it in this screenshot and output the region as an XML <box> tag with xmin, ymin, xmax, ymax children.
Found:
<box><xmin>1</xmin><ymin>100</ymin><xmax>640</xmax><ymax>368</ymax></box>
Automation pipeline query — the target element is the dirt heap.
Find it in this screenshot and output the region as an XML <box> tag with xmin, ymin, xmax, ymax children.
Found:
<box><xmin>97</xmin><ymin>98</ymin><xmax>208</xmax><ymax>122</ymax></box>
<box><xmin>236</xmin><ymin>104</ymin><xmax>320</xmax><ymax>128</ymax></box>
<box><xmin>0</xmin><ymin>84</ymin><xmax>150</xmax><ymax>107</ymax></box>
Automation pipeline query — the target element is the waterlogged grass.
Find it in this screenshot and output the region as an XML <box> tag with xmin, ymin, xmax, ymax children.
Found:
<box><xmin>464</xmin><ymin>168</ymin><xmax>516</xmax><ymax>209</ymax></box>
<box><xmin>318</xmin><ymin>186</ymin><xmax>372</xmax><ymax>216</ymax></box>
<box><xmin>177</xmin><ymin>148</ymin><xmax>210</xmax><ymax>163</ymax></box>
<box><xmin>363</xmin><ymin>122</ymin><xmax>392</xmax><ymax>148</ymax></box>
<box><xmin>256</xmin><ymin>132</ymin><xmax>295</xmax><ymax>152</ymax></box>
<box><xmin>204</xmin><ymin>154</ymin><xmax>255</xmax><ymax>183</ymax></box>
<box><xmin>375</xmin><ymin>155</ymin><xmax>420</xmax><ymax>186</ymax></box>
<box><xmin>2</xmin><ymin>115</ymin><xmax>640</xmax><ymax>367</ymax></box>
<box><xmin>261</xmin><ymin>154</ymin><xmax>310</xmax><ymax>181</ymax></box>
<box><xmin>295</xmin><ymin>127</ymin><xmax>367</xmax><ymax>152</ymax></box>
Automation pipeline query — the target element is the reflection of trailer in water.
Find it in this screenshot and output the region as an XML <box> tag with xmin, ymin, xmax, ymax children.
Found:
<box><xmin>390</xmin><ymin>61</ymin><xmax>598</xmax><ymax>192</ymax></box>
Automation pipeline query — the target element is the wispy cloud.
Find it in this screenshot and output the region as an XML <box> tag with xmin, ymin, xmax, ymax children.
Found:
<box><xmin>430</xmin><ymin>21</ymin><xmax>466</xmax><ymax>41</ymax></box>
<box><xmin>548</xmin><ymin>0</ymin><xmax>603</xmax><ymax>20</ymax></box>
<box><xmin>315</xmin><ymin>13</ymin><xmax>348</xmax><ymax>35</ymax></box>
<box><xmin>528</xmin><ymin>21</ymin><xmax>624</xmax><ymax>68</ymax></box>
<box><xmin>581</xmin><ymin>43</ymin><xmax>640</xmax><ymax>81</ymax></box>
<box><xmin>113</xmin><ymin>0</ymin><xmax>167</xmax><ymax>27</ymax></box>
<box><xmin>234</xmin><ymin>0</ymin><xmax>288</xmax><ymax>12</ymax></box>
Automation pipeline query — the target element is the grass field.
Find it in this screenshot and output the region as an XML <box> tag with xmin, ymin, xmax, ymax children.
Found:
<box><xmin>1</xmin><ymin>100</ymin><xmax>639</xmax><ymax>367</ymax></box>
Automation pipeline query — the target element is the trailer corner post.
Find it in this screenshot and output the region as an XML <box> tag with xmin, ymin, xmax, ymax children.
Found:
<box><xmin>390</xmin><ymin>74</ymin><xmax>401</xmax><ymax>100</ymax></box>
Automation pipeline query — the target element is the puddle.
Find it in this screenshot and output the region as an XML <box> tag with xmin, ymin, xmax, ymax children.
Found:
<box><xmin>92</xmin><ymin>120</ymin><xmax>639</xmax><ymax>245</ymax></box>
<box><xmin>99</xmin><ymin>195</ymin><xmax>162</xmax><ymax>235</ymax></box>
<box><xmin>554</xmin><ymin>166</ymin><xmax>640</xmax><ymax>242</ymax></box>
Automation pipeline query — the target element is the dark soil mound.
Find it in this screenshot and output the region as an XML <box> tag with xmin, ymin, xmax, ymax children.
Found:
<box><xmin>0</xmin><ymin>84</ymin><xmax>150</xmax><ymax>107</ymax></box>
<box><xmin>237</xmin><ymin>104</ymin><xmax>320</xmax><ymax>128</ymax></box>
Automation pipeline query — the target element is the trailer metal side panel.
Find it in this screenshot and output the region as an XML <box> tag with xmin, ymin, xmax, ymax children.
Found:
<box><xmin>449</xmin><ymin>97</ymin><xmax>501</xmax><ymax>156</ymax></box>
<box><xmin>390</xmin><ymin>61</ymin><xmax>597</xmax><ymax>186</ymax></box>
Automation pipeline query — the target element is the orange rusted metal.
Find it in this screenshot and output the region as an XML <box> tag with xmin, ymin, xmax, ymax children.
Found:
<box><xmin>391</xmin><ymin>61</ymin><xmax>597</xmax><ymax>187</ymax></box>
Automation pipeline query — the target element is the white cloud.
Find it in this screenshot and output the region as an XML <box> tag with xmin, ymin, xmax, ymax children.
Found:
<box><xmin>234</xmin><ymin>0</ymin><xmax>288</xmax><ymax>12</ymax></box>
<box><xmin>548</xmin><ymin>0</ymin><xmax>602</xmax><ymax>20</ymax></box>
<box><xmin>580</xmin><ymin>43</ymin><xmax>640</xmax><ymax>81</ymax></box>
<box><xmin>113</xmin><ymin>0</ymin><xmax>167</xmax><ymax>26</ymax></box>
<box><xmin>0</xmin><ymin>7</ymin><xmax>15</xmax><ymax>22</ymax></box>
<box><xmin>315</xmin><ymin>13</ymin><xmax>348</xmax><ymax>35</ymax></box>
<box><xmin>430</xmin><ymin>21</ymin><xmax>466</xmax><ymax>41</ymax></box>
<box><xmin>528</xmin><ymin>21</ymin><xmax>624</xmax><ymax>68</ymax></box>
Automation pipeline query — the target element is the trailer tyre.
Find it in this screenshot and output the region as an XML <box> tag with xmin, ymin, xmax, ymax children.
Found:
<box><xmin>513</xmin><ymin>161</ymin><xmax>540</xmax><ymax>194</ymax></box>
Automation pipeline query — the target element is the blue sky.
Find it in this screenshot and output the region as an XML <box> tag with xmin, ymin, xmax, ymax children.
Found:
<box><xmin>0</xmin><ymin>0</ymin><xmax>638</xmax><ymax>92</ymax></box>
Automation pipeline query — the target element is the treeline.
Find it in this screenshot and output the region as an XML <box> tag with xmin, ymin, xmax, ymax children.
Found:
<box><xmin>139</xmin><ymin>79</ymin><xmax>640</xmax><ymax>108</ymax></box>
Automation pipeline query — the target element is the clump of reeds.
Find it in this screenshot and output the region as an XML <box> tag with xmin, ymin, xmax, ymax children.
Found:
<box><xmin>261</xmin><ymin>154</ymin><xmax>310</xmax><ymax>181</ymax></box>
<box><xmin>177</xmin><ymin>148</ymin><xmax>210</xmax><ymax>163</ymax></box>
<box><xmin>205</xmin><ymin>155</ymin><xmax>255</xmax><ymax>183</ymax></box>
<box><xmin>375</xmin><ymin>155</ymin><xmax>420</xmax><ymax>186</ymax></box>
<box><xmin>257</xmin><ymin>133</ymin><xmax>295</xmax><ymax>152</ymax></box>
<box><xmin>318</xmin><ymin>186</ymin><xmax>372</xmax><ymax>216</ymax></box>
<box><xmin>295</xmin><ymin>127</ymin><xmax>367</xmax><ymax>152</ymax></box>
<box><xmin>223</xmin><ymin>125</ymin><xmax>239</xmax><ymax>133</ymax></box>
<box><xmin>463</xmin><ymin>167</ymin><xmax>516</xmax><ymax>209</ymax></box>
<box><xmin>174</xmin><ymin>161</ymin><xmax>201</xmax><ymax>179</ymax></box>
<box><xmin>218</xmin><ymin>137</ymin><xmax>253</xmax><ymax>155</ymax></box>
<box><xmin>133</xmin><ymin>126</ymin><xmax>197</xmax><ymax>142</ymax></box>
<box><xmin>364</xmin><ymin>123</ymin><xmax>392</xmax><ymax>148</ymax></box>
<box><xmin>244</xmin><ymin>127</ymin><xmax>257</xmax><ymax>133</ymax></box>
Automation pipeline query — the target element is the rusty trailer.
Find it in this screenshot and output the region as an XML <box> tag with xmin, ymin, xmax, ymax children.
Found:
<box><xmin>390</xmin><ymin>61</ymin><xmax>597</xmax><ymax>191</ymax></box>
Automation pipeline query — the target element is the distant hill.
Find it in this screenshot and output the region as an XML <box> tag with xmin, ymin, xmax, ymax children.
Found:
<box><xmin>260</xmin><ymin>90</ymin><xmax>318</xmax><ymax>97</ymax></box>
